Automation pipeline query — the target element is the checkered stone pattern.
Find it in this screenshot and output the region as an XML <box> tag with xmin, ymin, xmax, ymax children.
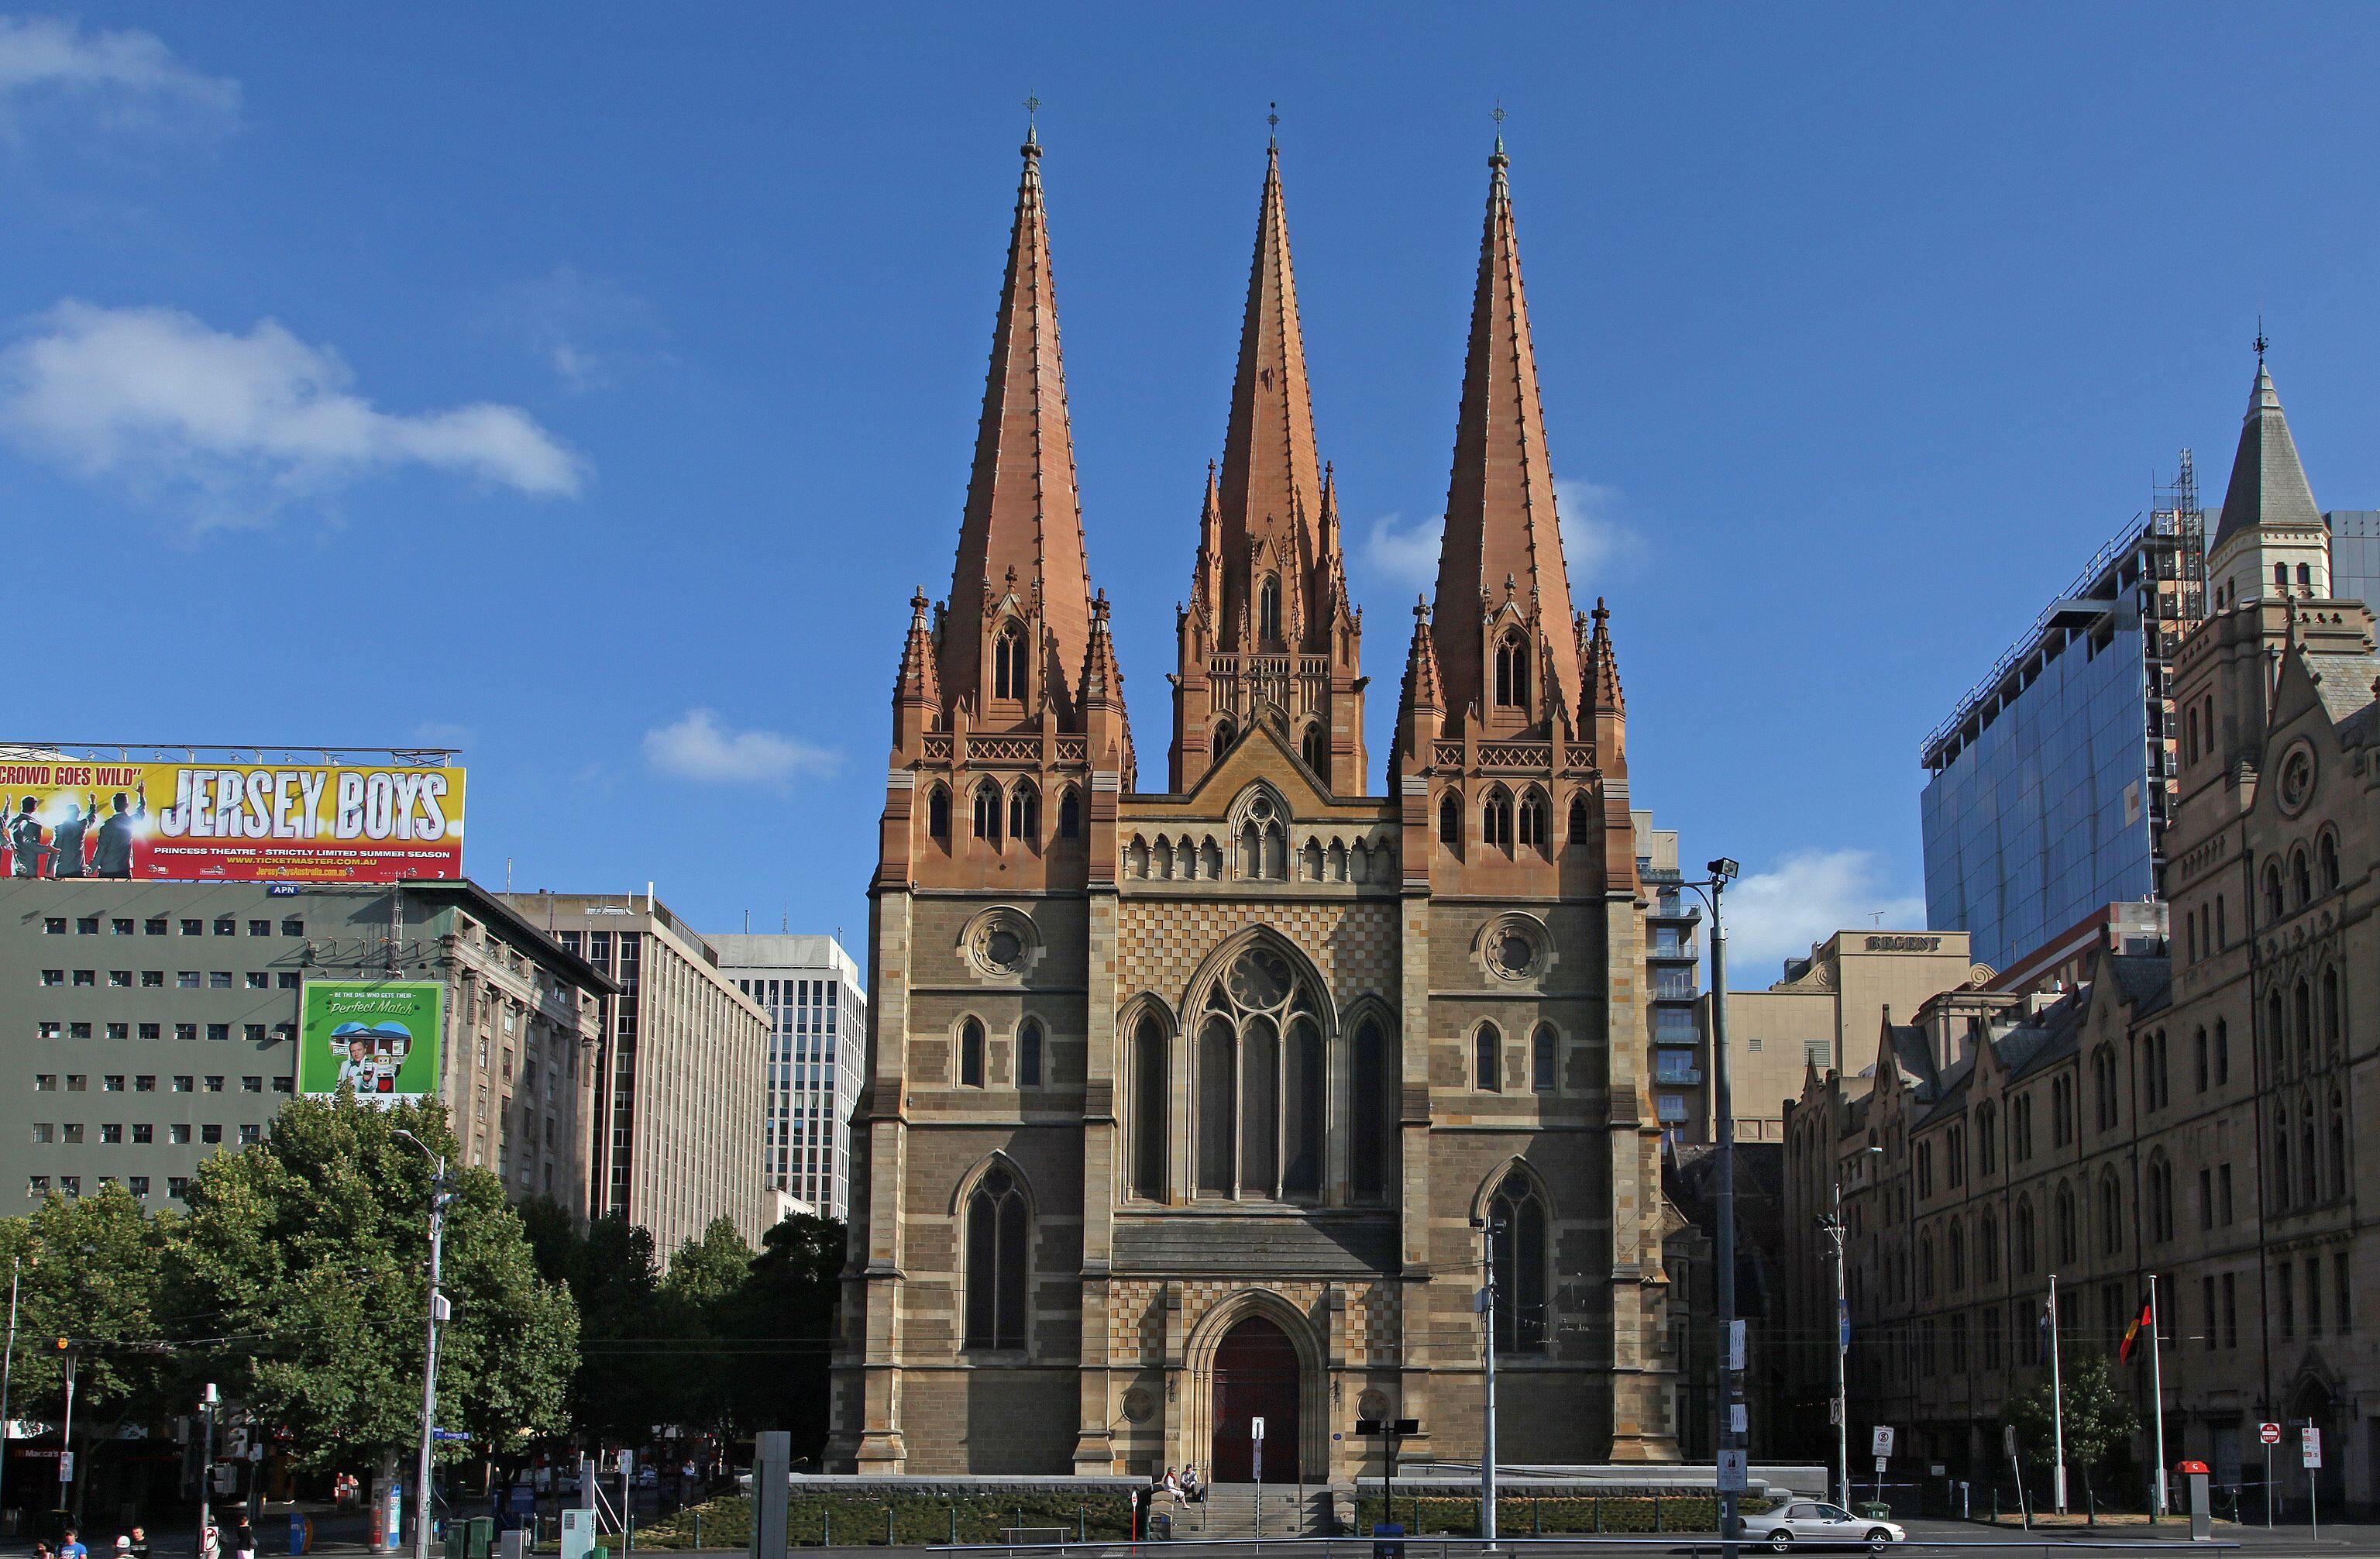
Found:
<box><xmin>1179</xmin><ymin>1279</ymin><xmax>1329</xmax><ymax>1339</ymax></box>
<box><xmin>1109</xmin><ymin>1279</ymin><xmax>1168</xmax><ymax>1363</ymax></box>
<box><xmin>1351</xmin><ymin>1281</ymin><xmax>1403</xmax><ymax>1363</ymax></box>
<box><xmin>1114</xmin><ymin>899</ymin><xmax>1398</xmax><ymax>1011</ymax></box>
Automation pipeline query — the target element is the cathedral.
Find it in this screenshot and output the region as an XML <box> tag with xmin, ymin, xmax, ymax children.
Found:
<box><xmin>827</xmin><ymin>126</ymin><xmax>1681</xmax><ymax>1480</ymax></box>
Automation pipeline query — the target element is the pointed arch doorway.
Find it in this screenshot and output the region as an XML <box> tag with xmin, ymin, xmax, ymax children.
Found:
<box><xmin>1210</xmin><ymin>1316</ymin><xmax>1300</xmax><ymax>1482</ymax></box>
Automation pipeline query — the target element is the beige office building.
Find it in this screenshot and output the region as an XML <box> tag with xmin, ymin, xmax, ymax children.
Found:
<box><xmin>503</xmin><ymin>891</ymin><xmax>772</xmax><ymax>1252</ymax></box>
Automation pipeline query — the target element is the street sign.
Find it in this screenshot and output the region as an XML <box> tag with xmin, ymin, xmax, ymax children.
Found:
<box><xmin>2003</xmin><ymin>1426</ymin><xmax>2017</xmax><ymax>1460</ymax></box>
<box><xmin>1717</xmin><ymin>1448</ymin><xmax>1749</xmax><ymax>1492</ymax></box>
<box><xmin>616</xmin><ymin>1450</ymin><xmax>633</xmax><ymax>1477</ymax></box>
<box><xmin>2259</xmin><ymin>1423</ymin><xmax>2282</xmax><ymax>1446</ymax></box>
<box><xmin>1728</xmin><ymin>1320</ymin><xmax>1747</xmax><ymax>1371</ymax></box>
<box><xmin>1874</xmin><ymin>1457</ymin><xmax>1886</xmax><ymax>1475</ymax></box>
<box><xmin>1828</xmin><ymin>1397</ymin><xmax>1843</xmax><ymax>1427</ymax></box>
<box><xmin>57</xmin><ymin>1451</ymin><xmax>71</xmax><ymax>1482</ymax></box>
<box><xmin>2302</xmin><ymin>1427</ymin><xmax>2322</xmax><ymax>1469</ymax></box>
<box><xmin>1838</xmin><ymin>1298</ymin><xmax>1850</xmax><ymax>1350</ymax></box>
<box><xmin>1250</xmin><ymin>1416</ymin><xmax>1265</xmax><ymax>1442</ymax></box>
<box><xmin>1871</xmin><ymin>1426</ymin><xmax>1895</xmax><ymax>1458</ymax></box>
<box><xmin>1730</xmin><ymin>1403</ymin><xmax>1747</xmax><ymax>1434</ymax></box>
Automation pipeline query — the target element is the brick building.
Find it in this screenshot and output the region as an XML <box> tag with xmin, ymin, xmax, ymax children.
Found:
<box><xmin>1783</xmin><ymin>354</ymin><xmax>2380</xmax><ymax>1515</ymax></box>
<box><xmin>828</xmin><ymin>131</ymin><xmax>1681</xmax><ymax>1478</ymax></box>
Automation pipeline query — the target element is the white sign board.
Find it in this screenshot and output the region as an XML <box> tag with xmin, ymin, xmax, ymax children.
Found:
<box><xmin>1250</xmin><ymin>1416</ymin><xmax>1265</xmax><ymax>1442</ymax></box>
<box><xmin>2259</xmin><ymin>1422</ymin><xmax>2282</xmax><ymax>1446</ymax></box>
<box><xmin>2003</xmin><ymin>1425</ymin><xmax>2017</xmax><ymax>1459</ymax></box>
<box><xmin>1717</xmin><ymin>1448</ymin><xmax>1749</xmax><ymax>1492</ymax></box>
<box><xmin>1728</xmin><ymin>1320</ymin><xmax>1747</xmax><ymax>1371</ymax></box>
<box><xmin>1871</xmin><ymin>1425</ymin><xmax>1895</xmax><ymax>1458</ymax></box>
<box><xmin>57</xmin><ymin>1450</ymin><xmax>72</xmax><ymax>1482</ymax></box>
<box><xmin>616</xmin><ymin>1450</ymin><xmax>634</xmax><ymax>1477</ymax></box>
<box><xmin>2302</xmin><ymin>1427</ymin><xmax>2322</xmax><ymax>1469</ymax></box>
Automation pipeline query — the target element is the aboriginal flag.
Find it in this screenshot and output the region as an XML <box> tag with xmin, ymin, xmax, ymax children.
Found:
<box><xmin>2117</xmin><ymin>1292</ymin><xmax>2155</xmax><ymax>1363</ymax></box>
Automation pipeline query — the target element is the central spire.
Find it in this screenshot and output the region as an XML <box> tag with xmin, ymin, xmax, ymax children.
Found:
<box><xmin>1429</xmin><ymin>136</ymin><xmax>1582</xmax><ymax>737</ymax></box>
<box><xmin>1214</xmin><ymin>136</ymin><xmax>1325</xmax><ymax>647</ymax></box>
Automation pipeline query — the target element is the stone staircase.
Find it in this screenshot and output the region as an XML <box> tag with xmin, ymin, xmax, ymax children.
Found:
<box><xmin>1169</xmin><ymin>1484</ymin><xmax>1333</xmax><ymax>1539</ymax></box>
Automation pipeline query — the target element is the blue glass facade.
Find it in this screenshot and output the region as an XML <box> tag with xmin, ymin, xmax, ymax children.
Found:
<box><xmin>1921</xmin><ymin>615</ymin><xmax>2156</xmax><ymax>973</ymax></box>
<box><xmin>2328</xmin><ymin>511</ymin><xmax>2380</xmax><ymax>619</ymax></box>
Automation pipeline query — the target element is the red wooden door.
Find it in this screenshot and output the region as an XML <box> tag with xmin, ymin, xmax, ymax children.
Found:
<box><xmin>1211</xmin><ymin>1316</ymin><xmax>1299</xmax><ymax>1483</ymax></box>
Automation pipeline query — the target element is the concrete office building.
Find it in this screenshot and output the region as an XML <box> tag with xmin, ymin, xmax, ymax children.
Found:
<box><xmin>1723</xmin><ymin>930</ymin><xmax>1984</xmax><ymax>1111</ymax></box>
<box><xmin>1634</xmin><ymin>812</ymin><xmax>1706</xmax><ymax>1142</ymax></box>
<box><xmin>1921</xmin><ymin>487</ymin><xmax>2207</xmax><ymax>976</ymax></box>
<box><xmin>1</xmin><ymin>879</ymin><xmax>607</xmax><ymax>1216</ymax></box>
<box><xmin>504</xmin><ymin>890</ymin><xmax>772</xmax><ymax>1251</ymax></box>
<box><xmin>710</xmin><ymin>933</ymin><xmax>867</xmax><ymax>1220</ymax></box>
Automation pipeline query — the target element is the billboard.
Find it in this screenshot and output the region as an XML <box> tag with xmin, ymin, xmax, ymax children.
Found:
<box><xmin>0</xmin><ymin>757</ymin><xmax>463</xmax><ymax>883</ymax></box>
<box><xmin>298</xmin><ymin>980</ymin><xmax>445</xmax><ymax>1103</ymax></box>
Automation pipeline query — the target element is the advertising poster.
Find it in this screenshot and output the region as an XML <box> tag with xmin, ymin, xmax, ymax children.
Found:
<box><xmin>0</xmin><ymin>756</ymin><xmax>463</xmax><ymax>883</ymax></box>
<box><xmin>298</xmin><ymin>981</ymin><xmax>445</xmax><ymax>1103</ymax></box>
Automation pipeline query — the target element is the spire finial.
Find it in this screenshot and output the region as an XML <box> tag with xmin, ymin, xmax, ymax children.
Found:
<box><xmin>1022</xmin><ymin>93</ymin><xmax>1042</xmax><ymax>154</ymax></box>
<box><xmin>1267</xmin><ymin>101</ymin><xmax>1280</xmax><ymax>150</ymax></box>
<box><xmin>1491</xmin><ymin>100</ymin><xmax>1508</xmax><ymax>163</ymax></box>
<box><xmin>2254</xmin><ymin>318</ymin><xmax>2268</xmax><ymax>363</ymax></box>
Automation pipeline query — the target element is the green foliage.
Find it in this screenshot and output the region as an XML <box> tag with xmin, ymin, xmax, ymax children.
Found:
<box><xmin>0</xmin><ymin>1185</ymin><xmax>185</xmax><ymax>1437</ymax></box>
<box><xmin>522</xmin><ymin>1207</ymin><xmax>669</xmax><ymax>1447</ymax></box>
<box><xmin>2006</xmin><ymin>1350</ymin><xmax>2140</xmax><ymax>1485</ymax></box>
<box><xmin>1353</xmin><ymin>1495</ymin><xmax>1773</xmax><ymax>1535</ymax></box>
<box><xmin>170</xmin><ymin>1093</ymin><xmax>576</xmax><ymax>1472</ymax></box>
<box><xmin>629</xmin><ymin>1492</ymin><xmax>1134</xmax><ymax>1549</ymax></box>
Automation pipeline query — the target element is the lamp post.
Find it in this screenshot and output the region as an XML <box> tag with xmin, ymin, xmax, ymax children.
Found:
<box><xmin>394</xmin><ymin>1130</ymin><xmax>452</xmax><ymax>1559</ymax></box>
<box><xmin>1470</xmin><ymin>1215</ymin><xmax>1504</xmax><ymax>1546</ymax></box>
<box><xmin>1679</xmin><ymin>859</ymin><xmax>1741</xmax><ymax>1557</ymax></box>
<box><xmin>1816</xmin><ymin>1146</ymin><xmax>1883</xmax><ymax>1509</ymax></box>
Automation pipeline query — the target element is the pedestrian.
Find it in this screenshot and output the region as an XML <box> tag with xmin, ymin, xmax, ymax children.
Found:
<box><xmin>129</xmin><ymin>1527</ymin><xmax>150</xmax><ymax>1559</ymax></box>
<box><xmin>59</xmin><ymin>1526</ymin><xmax>88</xmax><ymax>1559</ymax></box>
<box><xmin>33</xmin><ymin>1538</ymin><xmax>53</xmax><ymax>1559</ymax></box>
<box><xmin>232</xmin><ymin>1521</ymin><xmax>255</xmax><ymax>1559</ymax></box>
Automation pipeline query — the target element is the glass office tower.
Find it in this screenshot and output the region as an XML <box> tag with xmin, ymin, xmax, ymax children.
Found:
<box><xmin>2327</xmin><ymin>511</ymin><xmax>2380</xmax><ymax>616</ymax></box>
<box><xmin>1921</xmin><ymin>506</ymin><xmax>2204</xmax><ymax>975</ymax></box>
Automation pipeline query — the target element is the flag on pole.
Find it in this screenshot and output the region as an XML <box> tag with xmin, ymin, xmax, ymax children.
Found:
<box><xmin>2119</xmin><ymin>1291</ymin><xmax>2155</xmax><ymax>1363</ymax></box>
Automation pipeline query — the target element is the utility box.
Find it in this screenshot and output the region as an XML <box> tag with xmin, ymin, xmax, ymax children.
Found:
<box><xmin>558</xmin><ymin>1509</ymin><xmax>596</xmax><ymax>1559</ymax></box>
<box><xmin>748</xmin><ymin>1432</ymin><xmax>789</xmax><ymax>1559</ymax></box>
<box><xmin>2177</xmin><ymin>1461</ymin><xmax>2211</xmax><ymax>1542</ymax></box>
<box><xmin>498</xmin><ymin>1531</ymin><xmax>528</xmax><ymax>1559</ymax></box>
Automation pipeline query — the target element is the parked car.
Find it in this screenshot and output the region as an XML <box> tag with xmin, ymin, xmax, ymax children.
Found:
<box><xmin>1759</xmin><ymin>1500</ymin><xmax>1903</xmax><ymax>1551</ymax></box>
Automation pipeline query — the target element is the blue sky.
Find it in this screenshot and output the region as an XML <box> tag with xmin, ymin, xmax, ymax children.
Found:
<box><xmin>5</xmin><ymin>6</ymin><xmax>2378</xmax><ymax>982</ymax></box>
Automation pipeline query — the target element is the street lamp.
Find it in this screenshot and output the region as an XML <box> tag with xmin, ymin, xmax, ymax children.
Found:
<box><xmin>1816</xmin><ymin>1145</ymin><xmax>1883</xmax><ymax>1509</ymax></box>
<box><xmin>393</xmin><ymin>1129</ymin><xmax>452</xmax><ymax>1559</ymax></box>
<box><xmin>1677</xmin><ymin>859</ymin><xmax>1741</xmax><ymax>1557</ymax></box>
<box><xmin>1469</xmin><ymin>1213</ymin><xmax>1505</xmax><ymax>1547</ymax></box>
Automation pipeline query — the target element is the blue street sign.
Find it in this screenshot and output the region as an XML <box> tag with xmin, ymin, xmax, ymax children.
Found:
<box><xmin>1838</xmin><ymin>1298</ymin><xmax>1851</xmax><ymax>1349</ymax></box>
<box><xmin>434</xmin><ymin>1430</ymin><xmax>472</xmax><ymax>1442</ymax></box>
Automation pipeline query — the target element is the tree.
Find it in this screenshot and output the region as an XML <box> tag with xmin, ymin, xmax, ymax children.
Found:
<box><xmin>2007</xmin><ymin>1351</ymin><xmax>2139</xmax><ymax>1504</ymax></box>
<box><xmin>657</xmin><ymin>1218</ymin><xmax>757</xmax><ymax>1440</ymax></box>
<box><xmin>726</xmin><ymin>1213</ymin><xmax>842</xmax><ymax>1456</ymax></box>
<box><xmin>520</xmin><ymin>1206</ymin><xmax>669</xmax><ymax>1447</ymax></box>
<box><xmin>172</xmin><ymin>1093</ymin><xmax>576</xmax><ymax>1496</ymax></box>
<box><xmin>0</xmin><ymin>1186</ymin><xmax>187</xmax><ymax>1518</ymax></box>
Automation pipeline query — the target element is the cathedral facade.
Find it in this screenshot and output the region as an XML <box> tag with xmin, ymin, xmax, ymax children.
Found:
<box><xmin>826</xmin><ymin>129</ymin><xmax>1681</xmax><ymax>1480</ymax></box>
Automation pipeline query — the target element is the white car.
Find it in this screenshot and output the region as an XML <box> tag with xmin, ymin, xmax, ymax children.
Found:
<box><xmin>1759</xmin><ymin>1499</ymin><xmax>1904</xmax><ymax>1551</ymax></box>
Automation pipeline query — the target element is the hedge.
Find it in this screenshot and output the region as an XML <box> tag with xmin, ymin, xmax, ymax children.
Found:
<box><xmin>1353</xmin><ymin>1494</ymin><xmax>1776</xmax><ymax>1536</ymax></box>
<box><xmin>623</xmin><ymin>1492</ymin><xmax>1137</xmax><ymax>1549</ymax></box>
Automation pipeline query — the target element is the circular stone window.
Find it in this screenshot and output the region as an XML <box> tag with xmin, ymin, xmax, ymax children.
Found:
<box><xmin>2278</xmin><ymin>743</ymin><xmax>2316</xmax><ymax>816</ymax></box>
<box><xmin>1357</xmin><ymin>1389</ymin><xmax>1391</xmax><ymax>1423</ymax></box>
<box><xmin>964</xmin><ymin>908</ymin><xmax>1040</xmax><ymax>981</ymax></box>
<box><xmin>1478</xmin><ymin>914</ymin><xmax>1549</xmax><ymax>983</ymax></box>
<box><xmin>1122</xmin><ymin>1387</ymin><xmax>1155</xmax><ymax>1425</ymax></box>
<box><xmin>1493</xmin><ymin>931</ymin><xmax>1535</xmax><ymax>979</ymax></box>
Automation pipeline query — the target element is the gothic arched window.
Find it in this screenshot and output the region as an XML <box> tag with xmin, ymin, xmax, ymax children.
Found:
<box><xmin>2274</xmin><ymin>1106</ymin><xmax>2292</xmax><ymax>1210</ymax></box>
<box><xmin>2053</xmin><ymin>1182</ymin><xmax>2077</xmax><ymax>1265</ymax></box>
<box><xmin>2099</xmin><ymin>1169</ymin><xmax>2124</xmax><ymax>1254</ymax></box>
<box><xmin>2296</xmin><ymin>979</ymin><xmax>2313</xmax><ymax>1075</ymax></box>
<box><xmin>972</xmin><ymin>781</ymin><xmax>1001</xmax><ymax>845</ymax></box>
<box><xmin>993</xmin><ymin>622</ymin><xmax>1028</xmax><ymax>701</ymax></box>
<box><xmin>2323</xmin><ymin>966</ymin><xmax>2344</xmax><ymax>1061</ymax></box>
<box><xmin>2293</xmin><ymin>848</ymin><xmax>2313</xmax><ymax>907</ymax></box>
<box><xmin>1301</xmin><ymin>722</ymin><xmax>1326</xmax><ymax>775</ymax></box>
<box><xmin>2320</xmin><ymin>831</ymin><xmax>2340</xmax><ymax>893</ymax></box>
<box><xmin>1567</xmin><ymin>793</ymin><xmax>1589</xmax><ymax>847</ymax></box>
<box><xmin>1132</xmin><ymin>1013</ymin><xmax>1167</xmax><ymax>1200</ymax></box>
<box><xmin>2265</xmin><ymin>862</ymin><xmax>2285</xmax><ymax>923</ymax></box>
<box><xmin>1016</xmin><ymin>1017</ymin><xmax>1044</xmax><ymax>1089</ymax></box>
<box><xmin>1211</xmin><ymin>719</ymin><xmax>1235</xmax><ymax>764</ymax></box>
<box><xmin>2012</xmin><ymin>1196</ymin><xmax>2036</xmax><ymax>1275</ymax></box>
<box><xmin>1439</xmin><ymin>792</ymin><xmax>1462</xmax><ymax>847</ymax></box>
<box><xmin>1056</xmin><ymin>788</ymin><xmax>1082</xmax><ymax>840</ymax></box>
<box><xmin>1351</xmin><ymin>1016</ymin><xmax>1391</xmax><ymax>1203</ymax></box>
<box><xmin>1195</xmin><ymin>943</ymin><xmax>1324</xmax><ymax>1200</ymax></box>
<box><xmin>1236</xmin><ymin>792</ymin><xmax>1288</xmax><ymax>880</ymax></box>
<box><xmin>959</xmin><ymin>1017</ymin><xmax>985</xmax><ymax>1088</ymax></box>
<box><xmin>964</xmin><ymin>1165</ymin><xmax>1029</xmax><ymax>1351</ymax></box>
<box><xmin>1517</xmin><ymin>789</ymin><xmax>1549</xmax><ymax>852</ymax></box>
<box><xmin>1474</xmin><ymin>1023</ymin><xmax>1502</xmax><ymax>1091</ymax></box>
<box><xmin>1978</xmin><ymin>1208</ymin><xmax>2000</xmax><ymax>1282</ymax></box>
<box><xmin>1483</xmin><ymin>789</ymin><xmax>1514</xmax><ymax>849</ymax></box>
<box><xmin>1488</xmin><ymin>1173</ymin><xmax>1548</xmax><ymax>1354</ymax></box>
<box><xmin>926</xmin><ymin>785</ymin><xmax>951</xmax><ymax>843</ymax></box>
<box><xmin>1258</xmin><ymin>575</ymin><xmax>1282</xmax><ymax>645</ymax></box>
<box><xmin>1494</xmin><ymin>629</ymin><xmax>1530</xmax><ymax>709</ymax></box>
<box><xmin>1531</xmin><ymin>1024</ymin><xmax>1556</xmax><ymax>1093</ymax></box>
<box><xmin>1008</xmin><ymin>780</ymin><xmax>1040</xmax><ymax>847</ymax></box>
<box><xmin>2329</xmin><ymin>1087</ymin><xmax>2348</xmax><ymax>1198</ymax></box>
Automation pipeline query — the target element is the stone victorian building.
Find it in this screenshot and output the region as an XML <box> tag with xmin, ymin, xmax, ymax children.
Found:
<box><xmin>826</xmin><ymin>130</ymin><xmax>1680</xmax><ymax>1479</ymax></box>
<box><xmin>1783</xmin><ymin>355</ymin><xmax>2380</xmax><ymax>1514</ymax></box>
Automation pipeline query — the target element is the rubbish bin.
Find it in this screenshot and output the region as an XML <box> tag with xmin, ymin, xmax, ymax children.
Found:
<box><xmin>1149</xmin><ymin>1512</ymin><xmax>1172</xmax><ymax>1541</ymax></box>
<box><xmin>1855</xmin><ymin>1502</ymin><xmax>1891</xmax><ymax>1521</ymax></box>
<box><xmin>1372</xmin><ymin>1522</ymin><xmax>1406</xmax><ymax>1559</ymax></box>
<box><xmin>287</xmin><ymin>1515</ymin><xmax>312</xmax><ymax>1556</ymax></box>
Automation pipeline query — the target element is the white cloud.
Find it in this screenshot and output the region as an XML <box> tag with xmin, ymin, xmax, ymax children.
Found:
<box><xmin>1359</xmin><ymin>511</ymin><xmax>1441</xmax><ymax>594</ymax></box>
<box><xmin>0</xmin><ymin>301</ymin><xmax>586</xmax><ymax>523</ymax></box>
<box><xmin>487</xmin><ymin>267</ymin><xmax>666</xmax><ymax>393</ymax></box>
<box><xmin>0</xmin><ymin>15</ymin><xmax>238</xmax><ymax>134</ymax></box>
<box><xmin>1723</xmin><ymin>848</ymin><xmax>1928</xmax><ymax>981</ymax></box>
<box><xmin>1355</xmin><ymin>478</ymin><xmax>1639</xmax><ymax>598</ymax></box>
<box><xmin>643</xmin><ymin>710</ymin><xmax>836</xmax><ymax>787</ymax></box>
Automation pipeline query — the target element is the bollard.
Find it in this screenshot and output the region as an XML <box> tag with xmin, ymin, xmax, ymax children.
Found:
<box><xmin>949</xmin><ymin>1506</ymin><xmax>957</xmax><ymax>1547</ymax></box>
<box><xmin>1592</xmin><ymin>1499</ymin><xmax>1601</xmax><ymax>1535</ymax></box>
<box><xmin>1654</xmin><ymin>1493</ymin><xmax>1663</xmax><ymax>1533</ymax></box>
<box><xmin>1532</xmin><ymin>1499</ymin><xmax>1539</xmax><ymax>1537</ymax></box>
<box><xmin>823</xmin><ymin>1509</ymin><xmax>831</xmax><ymax>1549</ymax></box>
<box><xmin>887</xmin><ymin>1506</ymin><xmax>895</xmax><ymax>1547</ymax></box>
<box><xmin>2086</xmin><ymin>1488</ymin><xmax>2095</xmax><ymax>1526</ymax></box>
<box><xmin>1077</xmin><ymin>1506</ymin><xmax>1085</xmax><ymax>1544</ymax></box>
<box><xmin>692</xmin><ymin>1514</ymin><xmax>701</xmax><ymax>1550</ymax></box>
